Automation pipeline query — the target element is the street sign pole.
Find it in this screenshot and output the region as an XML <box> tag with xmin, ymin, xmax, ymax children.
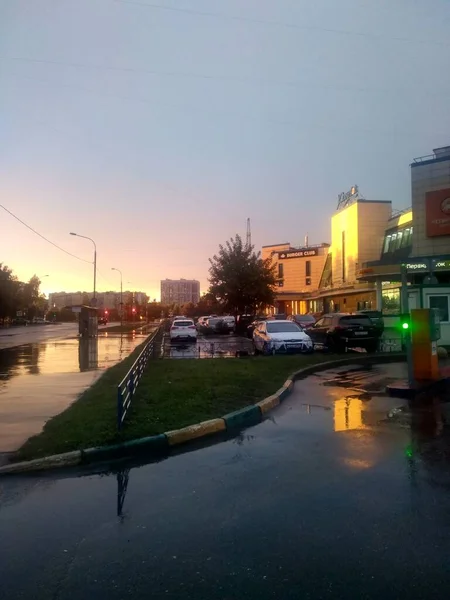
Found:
<box><xmin>400</xmin><ymin>264</ymin><xmax>414</xmax><ymax>387</ymax></box>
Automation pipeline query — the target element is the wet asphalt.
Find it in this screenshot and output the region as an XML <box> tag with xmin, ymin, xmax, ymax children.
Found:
<box><xmin>0</xmin><ymin>327</ymin><xmax>151</xmax><ymax>454</ymax></box>
<box><xmin>1</xmin><ymin>363</ymin><xmax>450</xmax><ymax>599</ymax></box>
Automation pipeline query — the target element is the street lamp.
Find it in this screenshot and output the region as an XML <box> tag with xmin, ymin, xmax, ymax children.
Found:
<box><xmin>111</xmin><ymin>267</ymin><xmax>123</xmax><ymax>327</ymax></box>
<box><xmin>70</xmin><ymin>232</ymin><xmax>97</xmax><ymax>304</ymax></box>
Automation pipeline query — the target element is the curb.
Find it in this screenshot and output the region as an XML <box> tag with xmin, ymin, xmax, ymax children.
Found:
<box><xmin>0</xmin><ymin>352</ymin><xmax>405</xmax><ymax>475</ymax></box>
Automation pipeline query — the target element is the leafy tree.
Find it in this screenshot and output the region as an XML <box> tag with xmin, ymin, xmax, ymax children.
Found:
<box><xmin>208</xmin><ymin>234</ymin><xmax>276</xmax><ymax>315</ymax></box>
<box><xmin>0</xmin><ymin>263</ymin><xmax>18</xmax><ymax>323</ymax></box>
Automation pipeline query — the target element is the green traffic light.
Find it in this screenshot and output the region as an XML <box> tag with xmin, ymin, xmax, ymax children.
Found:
<box><xmin>402</xmin><ymin>322</ymin><xmax>409</xmax><ymax>330</ymax></box>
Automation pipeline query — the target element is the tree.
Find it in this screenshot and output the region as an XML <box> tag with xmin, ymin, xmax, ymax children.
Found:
<box><xmin>0</xmin><ymin>263</ymin><xmax>17</xmax><ymax>324</ymax></box>
<box><xmin>208</xmin><ymin>234</ymin><xmax>276</xmax><ymax>315</ymax></box>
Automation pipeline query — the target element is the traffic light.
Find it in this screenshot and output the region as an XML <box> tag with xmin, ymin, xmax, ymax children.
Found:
<box><xmin>399</xmin><ymin>313</ymin><xmax>410</xmax><ymax>331</ymax></box>
<box><xmin>132</xmin><ymin>307</ymin><xmax>136</xmax><ymax>314</ymax></box>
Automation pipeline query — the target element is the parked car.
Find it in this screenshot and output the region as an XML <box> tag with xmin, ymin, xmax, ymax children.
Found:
<box><xmin>267</xmin><ymin>313</ymin><xmax>287</xmax><ymax>321</ymax></box>
<box><xmin>253</xmin><ymin>320</ymin><xmax>313</xmax><ymax>354</ymax></box>
<box><xmin>235</xmin><ymin>314</ymin><xmax>256</xmax><ymax>336</ymax></box>
<box><xmin>308</xmin><ymin>313</ymin><xmax>380</xmax><ymax>353</ymax></box>
<box><xmin>98</xmin><ymin>317</ymin><xmax>108</xmax><ymax>325</ymax></box>
<box><xmin>206</xmin><ymin>317</ymin><xmax>230</xmax><ymax>334</ymax></box>
<box><xmin>196</xmin><ymin>316</ymin><xmax>210</xmax><ymax>329</ymax></box>
<box><xmin>170</xmin><ymin>318</ymin><xmax>198</xmax><ymax>343</ymax></box>
<box><xmin>356</xmin><ymin>310</ymin><xmax>384</xmax><ymax>336</ymax></box>
<box><xmin>222</xmin><ymin>316</ymin><xmax>235</xmax><ymax>333</ymax></box>
<box><xmin>246</xmin><ymin>317</ymin><xmax>267</xmax><ymax>339</ymax></box>
<box><xmin>11</xmin><ymin>318</ymin><xmax>29</xmax><ymax>326</ymax></box>
<box><xmin>287</xmin><ymin>314</ymin><xmax>316</xmax><ymax>330</ymax></box>
<box><xmin>32</xmin><ymin>317</ymin><xmax>47</xmax><ymax>324</ymax></box>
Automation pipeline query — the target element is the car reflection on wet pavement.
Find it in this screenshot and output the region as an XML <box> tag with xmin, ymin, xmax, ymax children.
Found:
<box><xmin>0</xmin><ymin>332</ymin><xmax>148</xmax><ymax>455</ymax></box>
<box><xmin>163</xmin><ymin>334</ymin><xmax>254</xmax><ymax>359</ymax></box>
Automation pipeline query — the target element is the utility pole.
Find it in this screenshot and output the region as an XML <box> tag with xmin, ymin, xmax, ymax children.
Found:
<box><xmin>111</xmin><ymin>268</ymin><xmax>123</xmax><ymax>327</ymax></box>
<box><xmin>70</xmin><ymin>232</ymin><xmax>97</xmax><ymax>304</ymax></box>
<box><xmin>246</xmin><ymin>218</ymin><xmax>251</xmax><ymax>248</ymax></box>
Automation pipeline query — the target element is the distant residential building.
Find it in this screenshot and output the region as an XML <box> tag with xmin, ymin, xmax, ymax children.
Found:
<box><xmin>48</xmin><ymin>290</ymin><xmax>148</xmax><ymax>310</ymax></box>
<box><xmin>161</xmin><ymin>279</ymin><xmax>200</xmax><ymax>305</ymax></box>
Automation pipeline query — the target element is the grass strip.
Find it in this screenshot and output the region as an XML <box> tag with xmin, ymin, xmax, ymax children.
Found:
<box><xmin>16</xmin><ymin>353</ymin><xmax>336</xmax><ymax>461</ymax></box>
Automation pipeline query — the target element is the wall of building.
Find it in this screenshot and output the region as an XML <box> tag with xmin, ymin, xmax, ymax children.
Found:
<box><xmin>411</xmin><ymin>154</ymin><xmax>450</xmax><ymax>257</ymax></box>
<box><xmin>261</xmin><ymin>243</ymin><xmax>289</xmax><ymax>263</ymax></box>
<box><xmin>160</xmin><ymin>279</ymin><xmax>200</xmax><ymax>304</ymax></box>
<box><xmin>331</xmin><ymin>200</ymin><xmax>391</xmax><ymax>287</ymax></box>
<box><xmin>276</xmin><ymin>248</ymin><xmax>329</xmax><ymax>293</ymax></box>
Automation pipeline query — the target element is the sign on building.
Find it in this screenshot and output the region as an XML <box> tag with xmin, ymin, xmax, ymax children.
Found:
<box><xmin>278</xmin><ymin>248</ymin><xmax>318</xmax><ymax>260</ymax></box>
<box><xmin>426</xmin><ymin>189</ymin><xmax>450</xmax><ymax>237</ymax></box>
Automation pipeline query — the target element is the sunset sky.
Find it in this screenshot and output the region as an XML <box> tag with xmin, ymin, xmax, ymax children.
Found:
<box><xmin>1</xmin><ymin>0</ymin><xmax>450</xmax><ymax>300</ymax></box>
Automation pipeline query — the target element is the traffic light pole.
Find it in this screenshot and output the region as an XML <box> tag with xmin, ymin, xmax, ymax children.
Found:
<box><xmin>400</xmin><ymin>264</ymin><xmax>414</xmax><ymax>388</ymax></box>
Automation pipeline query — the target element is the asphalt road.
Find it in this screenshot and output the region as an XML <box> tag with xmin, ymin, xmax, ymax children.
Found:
<box><xmin>0</xmin><ymin>322</ymin><xmax>121</xmax><ymax>350</ymax></box>
<box><xmin>0</xmin><ymin>331</ymin><xmax>148</xmax><ymax>455</ymax></box>
<box><xmin>2</xmin><ymin>363</ymin><xmax>450</xmax><ymax>599</ymax></box>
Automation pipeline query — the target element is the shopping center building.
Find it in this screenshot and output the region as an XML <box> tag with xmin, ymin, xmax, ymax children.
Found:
<box><xmin>356</xmin><ymin>145</ymin><xmax>450</xmax><ymax>343</ymax></box>
<box><xmin>263</xmin><ymin>145</ymin><xmax>450</xmax><ymax>343</ymax></box>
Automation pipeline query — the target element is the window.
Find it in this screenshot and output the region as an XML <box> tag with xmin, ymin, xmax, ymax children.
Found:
<box><xmin>305</xmin><ymin>260</ymin><xmax>311</xmax><ymax>277</ymax></box>
<box><xmin>429</xmin><ymin>295</ymin><xmax>449</xmax><ymax>322</ymax></box>
<box><xmin>382</xmin><ymin>288</ymin><xmax>400</xmax><ymax>314</ymax></box>
<box><xmin>388</xmin><ymin>233</ymin><xmax>397</xmax><ymax>252</ymax></box>
<box><xmin>339</xmin><ymin>316</ymin><xmax>372</xmax><ymax>326</ymax></box>
<box><xmin>278</xmin><ymin>263</ymin><xmax>284</xmax><ymax>279</ymax></box>
<box><xmin>383</xmin><ymin>235</ymin><xmax>391</xmax><ymax>253</ymax></box>
<box><xmin>266</xmin><ymin>322</ymin><xmax>300</xmax><ymax>333</ymax></box>
<box><xmin>305</xmin><ymin>277</ymin><xmax>311</xmax><ymax>286</ymax></box>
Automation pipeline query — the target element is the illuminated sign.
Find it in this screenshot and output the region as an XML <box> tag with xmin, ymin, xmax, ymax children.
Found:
<box><xmin>337</xmin><ymin>185</ymin><xmax>360</xmax><ymax>210</ymax></box>
<box><xmin>405</xmin><ymin>261</ymin><xmax>429</xmax><ymax>272</ymax></box>
<box><xmin>278</xmin><ymin>248</ymin><xmax>319</xmax><ymax>259</ymax></box>
<box><xmin>426</xmin><ymin>189</ymin><xmax>450</xmax><ymax>237</ymax></box>
<box><xmin>432</xmin><ymin>259</ymin><xmax>450</xmax><ymax>270</ymax></box>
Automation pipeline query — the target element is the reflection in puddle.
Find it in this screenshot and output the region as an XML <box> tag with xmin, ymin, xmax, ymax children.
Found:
<box><xmin>0</xmin><ymin>333</ymin><xmax>148</xmax><ymax>452</ymax></box>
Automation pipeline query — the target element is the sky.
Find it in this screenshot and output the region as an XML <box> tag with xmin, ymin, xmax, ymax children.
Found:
<box><xmin>1</xmin><ymin>0</ymin><xmax>450</xmax><ymax>301</ymax></box>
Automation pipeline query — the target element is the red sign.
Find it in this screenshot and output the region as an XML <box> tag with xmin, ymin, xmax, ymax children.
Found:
<box><xmin>426</xmin><ymin>188</ymin><xmax>450</xmax><ymax>237</ymax></box>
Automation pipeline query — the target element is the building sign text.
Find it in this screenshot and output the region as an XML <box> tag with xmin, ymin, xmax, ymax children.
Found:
<box><xmin>278</xmin><ymin>248</ymin><xmax>319</xmax><ymax>260</ymax></box>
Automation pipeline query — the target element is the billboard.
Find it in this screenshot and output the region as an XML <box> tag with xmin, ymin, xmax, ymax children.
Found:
<box><xmin>278</xmin><ymin>248</ymin><xmax>318</xmax><ymax>259</ymax></box>
<box><xmin>426</xmin><ymin>189</ymin><xmax>450</xmax><ymax>237</ymax></box>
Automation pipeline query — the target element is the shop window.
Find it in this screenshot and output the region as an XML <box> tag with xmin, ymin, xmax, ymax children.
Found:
<box><xmin>382</xmin><ymin>288</ymin><xmax>400</xmax><ymax>314</ymax></box>
<box><xmin>401</xmin><ymin>227</ymin><xmax>412</xmax><ymax>247</ymax></box>
<box><xmin>429</xmin><ymin>295</ymin><xmax>449</xmax><ymax>322</ymax></box>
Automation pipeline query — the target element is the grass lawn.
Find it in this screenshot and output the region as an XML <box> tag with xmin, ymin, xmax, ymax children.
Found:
<box><xmin>16</xmin><ymin>352</ymin><xmax>337</xmax><ymax>461</ymax></box>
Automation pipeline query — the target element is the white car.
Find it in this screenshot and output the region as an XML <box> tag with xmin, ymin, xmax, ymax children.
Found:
<box><xmin>253</xmin><ymin>320</ymin><xmax>313</xmax><ymax>354</ymax></box>
<box><xmin>170</xmin><ymin>319</ymin><xmax>198</xmax><ymax>343</ymax></box>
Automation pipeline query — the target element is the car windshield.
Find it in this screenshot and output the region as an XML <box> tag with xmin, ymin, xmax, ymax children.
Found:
<box><xmin>173</xmin><ymin>321</ymin><xmax>193</xmax><ymax>327</ymax></box>
<box><xmin>267</xmin><ymin>322</ymin><xmax>301</xmax><ymax>333</ymax></box>
<box><xmin>339</xmin><ymin>317</ymin><xmax>372</xmax><ymax>326</ymax></box>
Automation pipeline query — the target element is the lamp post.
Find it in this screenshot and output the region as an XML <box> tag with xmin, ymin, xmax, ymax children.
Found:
<box><xmin>70</xmin><ymin>232</ymin><xmax>97</xmax><ymax>304</ymax></box>
<box><xmin>111</xmin><ymin>267</ymin><xmax>123</xmax><ymax>327</ymax></box>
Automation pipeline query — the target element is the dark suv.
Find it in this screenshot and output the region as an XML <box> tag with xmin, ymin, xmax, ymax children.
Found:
<box><xmin>308</xmin><ymin>313</ymin><xmax>380</xmax><ymax>352</ymax></box>
<box><xmin>356</xmin><ymin>310</ymin><xmax>384</xmax><ymax>336</ymax></box>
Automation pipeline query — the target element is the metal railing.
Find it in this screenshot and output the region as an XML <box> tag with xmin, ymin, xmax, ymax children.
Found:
<box><xmin>117</xmin><ymin>327</ymin><xmax>160</xmax><ymax>429</ymax></box>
